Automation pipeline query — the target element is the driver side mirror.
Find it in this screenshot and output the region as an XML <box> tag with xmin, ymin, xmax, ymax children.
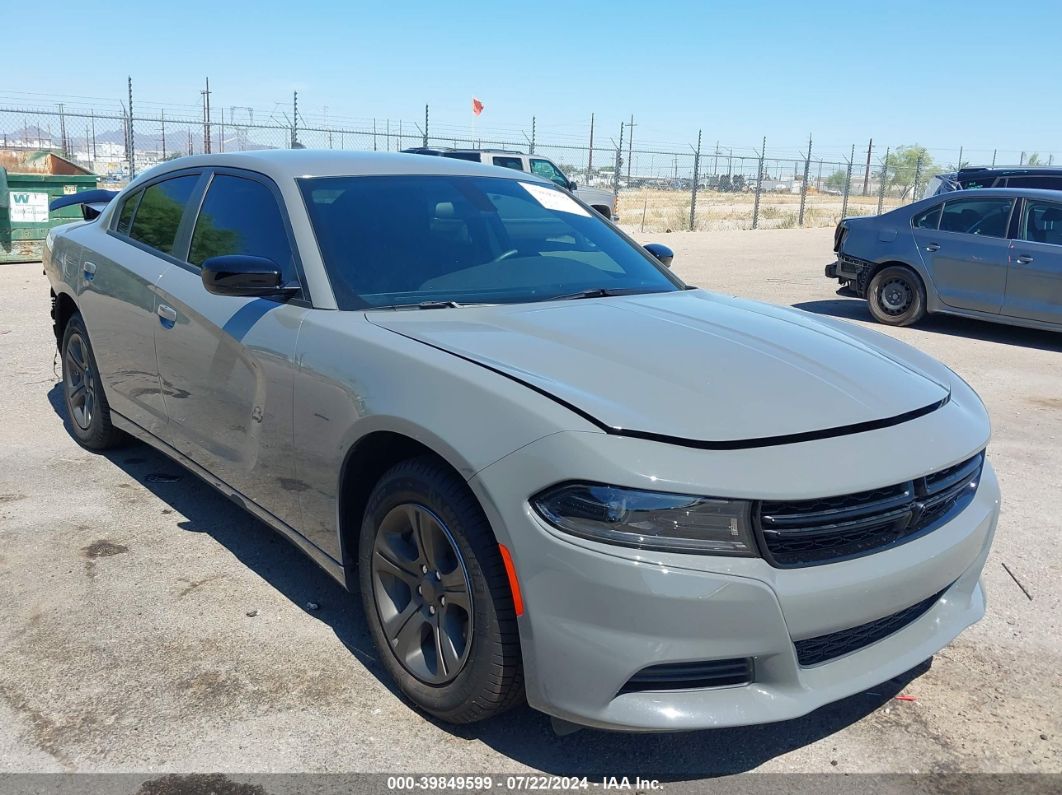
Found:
<box><xmin>201</xmin><ymin>255</ymin><xmax>300</xmax><ymax>297</ymax></box>
<box><xmin>644</xmin><ymin>243</ymin><xmax>674</xmax><ymax>268</ymax></box>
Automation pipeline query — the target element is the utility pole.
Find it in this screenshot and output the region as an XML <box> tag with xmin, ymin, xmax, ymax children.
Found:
<box><xmin>587</xmin><ymin>113</ymin><xmax>595</xmax><ymax>184</ymax></box>
<box><xmin>202</xmin><ymin>77</ymin><xmax>212</xmax><ymax>154</ymax></box>
<box><xmin>862</xmin><ymin>138</ymin><xmax>873</xmax><ymax>195</ymax></box>
<box><xmin>127</xmin><ymin>76</ymin><xmax>136</xmax><ymax>177</ymax></box>
<box><xmin>627</xmin><ymin>114</ymin><xmax>636</xmax><ymax>182</ymax></box>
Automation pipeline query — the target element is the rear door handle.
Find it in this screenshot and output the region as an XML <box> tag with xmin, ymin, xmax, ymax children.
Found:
<box><xmin>157</xmin><ymin>304</ymin><xmax>177</xmax><ymax>327</ymax></box>
<box><xmin>925</xmin><ymin>243</ymin><xmax>940</xmax><ymax>252</ymax></box>
<box><xmin>1016</xmin><ymin>255</ymin><xmax>1034</xmax><ymax>265</ymax></box>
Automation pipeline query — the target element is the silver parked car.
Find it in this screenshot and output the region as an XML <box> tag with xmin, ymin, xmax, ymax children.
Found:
<box><xmin>828</xmin><ymin>188</ymin><xmax>1062</xmax><ymax>331</ymax></box>
<box><xmin>45</xmin><ymin>151</ymin><xmax>998</xmax><ymax>732</ymax></box>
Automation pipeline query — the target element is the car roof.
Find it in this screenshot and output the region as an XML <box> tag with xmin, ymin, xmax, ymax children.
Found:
<box><xmin>958</xmin><ymin>166</ymin><xmax>1062</xmax><ymax>178</ymax></box>
<box><xmin>939</xmin><ymin>187</ymin><xmax>1062</xmax><ymax>200</ymax></box>
<box><xmin>132</xmin><ymin>149</ymin><xmax>549</xmax><ymax>185</ymax></box>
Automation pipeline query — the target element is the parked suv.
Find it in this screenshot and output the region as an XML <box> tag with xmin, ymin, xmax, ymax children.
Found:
<box><xmin>923</xmin><ymin>166</ymin><xmax>1062</xmax><ymax>199</ymax></box>
<box><xmin>403</xmin><ymin>147</ymin><xmax>617</xmax><ymax>220</ymax></box>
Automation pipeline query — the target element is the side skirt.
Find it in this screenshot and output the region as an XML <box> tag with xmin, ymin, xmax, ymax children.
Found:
<box><xmin>111</xmin><ymin>411</ymin><xmax>350</xmax><ymax>589</ymax></box>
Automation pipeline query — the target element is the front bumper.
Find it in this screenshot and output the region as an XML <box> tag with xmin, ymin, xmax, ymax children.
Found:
<box><xmin>469</xmin><ymin>392</ymin><xmax>997</xmax><ymax>731</ymax></box>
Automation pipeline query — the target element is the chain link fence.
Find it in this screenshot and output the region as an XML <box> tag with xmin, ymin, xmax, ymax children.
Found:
<box><xmin>0</xmin><ymin>102</ymin><xmax>1019</xmax><ymax>233</ymax></box>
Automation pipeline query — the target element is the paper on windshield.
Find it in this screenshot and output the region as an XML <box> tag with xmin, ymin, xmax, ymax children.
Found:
<box><xmin>518</xmin><ymin>182</ymin><xmax>590</xmax><ymax>217</ymax></box>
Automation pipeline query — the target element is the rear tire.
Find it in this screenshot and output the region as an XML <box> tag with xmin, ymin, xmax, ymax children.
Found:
<box><xmin>358</xmin><ymin>456</ymin><xmax>523</xmax><ymax>723</ymax></box>
<box><xmin>61</xmin><ymin>313</ymin><xmax>125</xmax><ymax>450</ymax></box>
<box><xmin>867</xmin><ymin>265</ymin><xmax>927</xmax><ymax>327</ymax></box>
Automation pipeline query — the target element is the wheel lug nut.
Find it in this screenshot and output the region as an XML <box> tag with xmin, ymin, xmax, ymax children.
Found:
<box><xmin>420</xmin><ymin>564</ymin><xmax>428</xmax><ymax>574</ymax></box>
<box><xmin>440</xmin><ymin>595</ymin><xmax>446</xmax><ymax>606</ymax></box>
<box><xmin>429</xmin><ymin>605</ymin><xmax>436</xmax><ymax>615</ymax></box>
<box><xmin>417</xmin><ymin>585</ymin><xmax>423</xmax><ymax>595</ymax></box>
<box><xmin>434</xmin><ymin>571</ymin><xmax>441</xmax><ymax>581</ymax></box>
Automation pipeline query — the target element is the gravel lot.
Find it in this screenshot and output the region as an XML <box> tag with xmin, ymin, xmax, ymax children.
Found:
<box><xmin>0</xmin><ymin>227</ymin><xmax>1058</xmax><ymax>779</ymax></box>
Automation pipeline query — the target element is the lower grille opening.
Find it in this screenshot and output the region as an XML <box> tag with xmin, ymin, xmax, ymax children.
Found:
<box><xmin>619</xmin><ymin>658</ymin><xmax>753</xmax><ymax>694</ymax></box>
<box><xmin>794</xmin><ymin>583</ymin><xmax>952</xmax><ymax>667</ymax></box>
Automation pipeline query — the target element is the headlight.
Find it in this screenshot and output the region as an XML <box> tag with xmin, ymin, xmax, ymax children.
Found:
<box><xmin>531</xmin><ymin>483</ymin><xmax>757</xmax><ymax>556</ymax></box>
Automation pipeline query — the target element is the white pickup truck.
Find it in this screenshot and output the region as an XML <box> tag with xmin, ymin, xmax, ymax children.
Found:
<box><xmin>403</xmin><ymin>147</ymin><xmax>617</xmax><ymax>221</ymax></box>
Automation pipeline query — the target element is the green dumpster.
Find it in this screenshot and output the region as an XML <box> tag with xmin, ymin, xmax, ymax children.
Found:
<box><xmin>1</xmin><ymin>159</ymin><xmax>99</xmax><ymax>263</ymax></box>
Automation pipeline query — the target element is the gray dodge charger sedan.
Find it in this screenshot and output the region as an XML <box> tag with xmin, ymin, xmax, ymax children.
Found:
<box><xmin>44</xmin><ymin>150</ymin><xmax>999</xmax><ymax>732</ymax></box>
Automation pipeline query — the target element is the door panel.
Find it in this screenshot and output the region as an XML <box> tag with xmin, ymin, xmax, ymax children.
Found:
<box><xmin>154</xmin><ymin>266</ymin><xmax>307</xmax><ymax>527</ymax></box>
<box><xmin>1004</xmin><ymin>199</ymin><xmax>1062</xmax><ymax>323</ymax></box>
<box><xmin>912</xmin><ymin>197</ymin><xmax>1014</xmax><ymax>314</ymax></box>
<box><xmin>74</xmin><ymin>204</ymin><xmax>171</xmax><ymax>435</ymax></box>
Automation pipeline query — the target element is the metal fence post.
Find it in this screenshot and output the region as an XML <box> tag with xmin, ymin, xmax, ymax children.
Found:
<box><xmin>877</xmin><ymin>147</ymin><xmax>889</xmax><ymax>215</ymax></box>
<box><xmin>689</xmin><ymin>129</ymin><xmax>702</xmax><ymax>231</ymax></box>
<box><xmin>798</xmin><ymin>134</ymin><xmax>812</xmax><ymax>227</ymax></box>
<box><xmin>127</xmin><ymin>76</ymin><xmax>135</xmax><ymax>177</ymax></box>
<box><xmin>751</xmin><ymin>137</ymin><xmax>766</xmax><ymax>229</ymax></box>
<box><xmin>911</xmin><ymin>154</ymin><xmax>924</xmax><ymax>204</ymax></box>
<box><xmin>586</xmin><ymin>113</ymin><xmax>595</xmax><ymax>186</ymax></box>
<box><xmin>423</xmin><ymin>104</ymin><xmax>429</xmax><ymax>147</ymax></box>
<box><xmin>612</xmin><ymin>122</ymin><xmax>624</xmax><ymax>209</ymax></box>
<box><xmin>840</xmin><ymin>145</ymin><xmax>854</xmax><ymax>219</ymax></box>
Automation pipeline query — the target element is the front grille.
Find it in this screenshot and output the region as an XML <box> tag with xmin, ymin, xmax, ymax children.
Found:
<box><xmin>619</xmin><ymin>658</ymin><xmax>753</xmax><ymax>694</ymax></box>
<box><xmin>757</xmin><ymin>453</ymin><xmax>983</xmax><ymax>567</ymax></box>
<box><xmin>795</xmin><ymin>584</ymin><xmax>952</xmax><ymax>666</ymax></box>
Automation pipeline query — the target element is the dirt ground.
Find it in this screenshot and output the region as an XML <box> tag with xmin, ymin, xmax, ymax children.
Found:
<box><xmin>0</xmin><ymin>228</ymin><xmax>1058</xmax><ymax>779</ymax></box>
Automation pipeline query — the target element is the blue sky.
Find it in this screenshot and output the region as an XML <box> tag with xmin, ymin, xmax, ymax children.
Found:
<box><xmin>7</xmin><ymin>0</ymin><xmax>1060</xmax><ymax>164</ymax></box>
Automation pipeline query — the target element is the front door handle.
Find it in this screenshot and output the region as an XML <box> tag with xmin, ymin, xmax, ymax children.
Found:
<box><xmin>157</xmin><ymin>304</ymin><xmax>177</xmax><ymax>327</ymax></box>
<box><xmin>925</xmin><ymin>243</ymin><xmax>940</xmax><ymax>252</ymax></box>
<box><xmin>1016</xmin><ymin>255</ymin><xmax>1034</xmax><ymax>265</ymax></box>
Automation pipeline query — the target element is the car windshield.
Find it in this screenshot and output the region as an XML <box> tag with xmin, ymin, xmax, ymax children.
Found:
<box><xmin>298</xmin><ymin>175</ymin><xmax>681</xmax><ymax>309</ymax></box>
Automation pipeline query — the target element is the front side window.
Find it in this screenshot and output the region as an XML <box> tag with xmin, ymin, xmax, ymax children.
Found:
<box><xmin>188</xmin><ymin>175</ymin><xmax>295</xmax><ymax>279</ymax></box>
<box><xmin>128</xmin><ymin>175</ymin><xmax>200</xmax><ymax>255</ymax></box>
<box><xmin>1021</xmin><ymin>200</ymin><xmax>1062</xmax><ymax>246</ymax></box>
<box><xmin>492</xmin><ymin>156</ymin><xmax>524</xmax><ymax>171</ymax></box>
<box><xmin>299</xmin><ymin>175</ymin><xmax>680</xmax><ymax>309</ymax></box>
<box><xmin>530</xmin><ymin>158</ymin><xmax>569</xmax><ymax>188</ymax></box>
<box><xmin>938</xmin><ymin>198</ymin><xmax>1014</xmax><ymax>238</ymax></box>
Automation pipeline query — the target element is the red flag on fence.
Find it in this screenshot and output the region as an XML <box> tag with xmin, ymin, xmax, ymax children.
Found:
<box><xmin>472</xmin><ymin>97</ymin><xmax>484</xmax><ymax>116</ymax></box>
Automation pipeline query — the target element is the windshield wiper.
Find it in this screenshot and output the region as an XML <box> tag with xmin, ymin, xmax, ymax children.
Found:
<box><xmin>548</xmin><ymin>287</ymin><xmax>645</xmax><ymax>301</ymax></box>
<box><xmin>376</xmin><ymin>300</ymin><xmax>462</xmax><ymax>310</ymax></box>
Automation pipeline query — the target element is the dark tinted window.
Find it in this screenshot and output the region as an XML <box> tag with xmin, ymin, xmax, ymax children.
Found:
<box><xmin>492</xmin><ymin>156</ymin><xmax>524</xmax><ymax>171</ymax></box>
<box><xmin>115</xmin><ymin>189</ymin><xmax>142</xmax><ymax>235</ymax></box>
<box><xmin>299</xmin><ymin>175</ymin><xmax>679</xmax><ymax>309</ymax></box>
<box><xmin>913</xmin><ymin>205</ymin><xmax>942</xmax><ymax>229</ymax></box>
<box><xmin>128</xmin><ymin>175</ymin><xmax>199</xmax><ymax>255</ymax></box>
<box><xmin>1021</xmin><ymin>200</ymin><xmax>1062</xmax><ymax>246</ymax></box>
<box><xmin>441</xmin><ymin>152</ymin><xmax>482</xmax><ymax>163</ymax></box>
<box><xmin>189</xmin><ymin>175</ymin><xmax>295</xmax><ymax>278</ymax></box>
<box><xmin>939</xmin><ymin>198</ymin><xmax>1014</xmax><ymax>238</ymax></box>
<box><xmin>1007</xmin><ymin>176</ymin><xmax>1062</xmax><ymax>190</ymax></box>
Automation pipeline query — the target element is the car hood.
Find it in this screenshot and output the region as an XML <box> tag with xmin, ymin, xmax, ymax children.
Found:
<box><xmin>367</xmin><ymin>290</ymin><xmax>951</xmax><ymax>445</ymax></box>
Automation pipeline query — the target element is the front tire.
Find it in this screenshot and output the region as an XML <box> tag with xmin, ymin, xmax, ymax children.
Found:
<box><xmin>867</xmin><ymin>265</ymin><xmax>927</xmax><ymax>327</ymax></box>
<box><xmin>358</xmin><ymin>456</ymin><xmax>523</xmax><ymax>723</ymax></box>
<box><xmin>61</xmin><ymin>313</ymin><xmax>125</xmax><ymax>450</ymax></box>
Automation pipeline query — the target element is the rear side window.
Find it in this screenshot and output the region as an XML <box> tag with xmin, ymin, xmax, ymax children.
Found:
<box><xmin>115</xmin><ymin>189</ymin><xmax>142</xmax><ymax>235</ymax></box>
<box><xmin>1007</xmin><ymin>175</ymin><xmax>1062</xmax><ymax>190</ymax></box>
<box><xmin>441</xmin><ymin>152</ymin><xmax>481</xmax><ymax>163</ymax></box>
<box><xmin>128</xmin><ymin>175</ymin><xmax>200</xmax><ymax>255</ymax></box>
<box><xmin>1021</xmin><ymin>200</ymin><xmax>1062</xmax><ymax>246</ymax></box>
<box><xmin>492</xmin><ymin>156</ymin><xmax>524</xmax><ymax>171</ymax></box>
<box><xmin>938</xmin><ymin>198</ymin><xmax>1014</xmax><ymax>238</ymax></box>
<box><xmin>188</xmin><ymin>175</ymin><xmax>295</xmax><ymax>279</ymax></box>
<box><xmin>912</xmin><ymin>205</ymin><xmax>942</xmax><ymax>229</ymax></box>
